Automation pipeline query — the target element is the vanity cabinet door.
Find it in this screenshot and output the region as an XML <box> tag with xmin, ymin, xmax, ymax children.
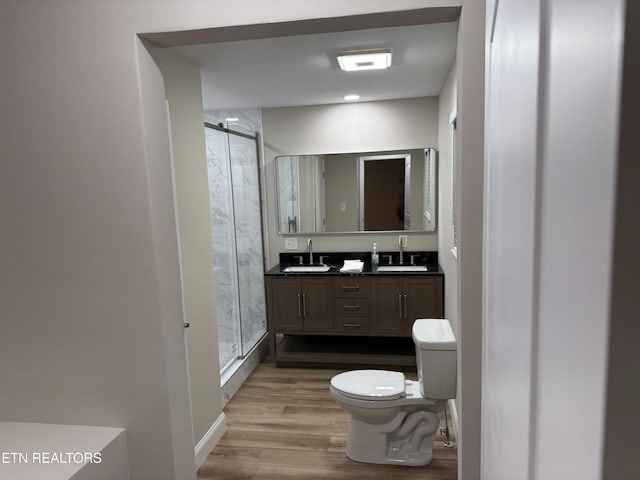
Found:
<box><xmin>370</xmin><ymin>276</ymin><xmax>444</xmax><ymax>336</ymax></box>
<box><xmin>403</xmin><ymin>277</ymin><xmax>444</xmax><ymax>334</ymax></box>
<box><xmin>270</xmin><ymin>277</ymin><xmax>334</xmax><ymax>333</ymax></box>
<box><xmin>370</xmin><ymin>277</ymin><xmax>405</xmax><ymax>336</ymax></box>
<box><xmin>301</xmin><ymin>278</ymin><xmax>334</xmax><ymax>333</ymax></box>
<box><xmin>270</xmin><ymin>278</ymin><xmax>304</xmax><ymax>332</ymax></box>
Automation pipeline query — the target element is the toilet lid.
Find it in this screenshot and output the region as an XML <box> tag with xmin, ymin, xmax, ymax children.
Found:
<box><xmin>331</xmin><ymin>370</ymin><xmax>406</xmax><ymax>400</ymax></box>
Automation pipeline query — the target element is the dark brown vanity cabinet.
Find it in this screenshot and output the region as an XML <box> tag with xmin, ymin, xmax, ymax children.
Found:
<box><xmin>370</xmin><ymin>276</ymin><xmax>444</xmax><ymax>336</ymax></box>
<box><xmin>268</xmin><ymin>277</ymin><xmax>334</xmax><ymax>333</ymax></box>
<box><xmin>266</xmin><ymin>272</ymin><xmax>443</xmax><ymax>368</ymax></box>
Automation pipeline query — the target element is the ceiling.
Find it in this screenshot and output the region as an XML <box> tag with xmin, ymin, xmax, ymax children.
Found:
<box><xmin>170</xmin><ymin>21</ymin><xmax>458</xmax><ymax>111</ymax></box>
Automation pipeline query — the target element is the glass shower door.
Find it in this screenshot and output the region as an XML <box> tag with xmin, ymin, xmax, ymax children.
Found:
<box><xmin>205</xmin><ymin>125</ymin><xmax>266</xmax><ymax>373</ymax></box>
<box><xmin>227</xmin><ymin>132</ymin><xmax>267</xmax><ymax>357</ymax></box>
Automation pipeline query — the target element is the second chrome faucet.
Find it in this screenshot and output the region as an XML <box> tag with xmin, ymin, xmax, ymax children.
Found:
<box><xmin>307</xmin><ymin>238</ymin><xmax>313</xmax><ymax>265</ymax></box>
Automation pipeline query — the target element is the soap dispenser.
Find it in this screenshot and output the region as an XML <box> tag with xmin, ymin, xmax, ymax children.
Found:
<box><xmin>372</xmin><ymin>243</ymin><xmax>379</xmax><ymax>269</ymax></box>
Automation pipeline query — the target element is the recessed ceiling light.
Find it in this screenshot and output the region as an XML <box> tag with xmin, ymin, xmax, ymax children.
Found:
<box><xmin>343</xmin><ymin>94</ymin><xmax>360</xmax><ymax>101</ymax></box>
<box><xmin>336</xmin><ymin>48</ymin><xmax>392</xmax><ymax>72</ymax></box>
<box><xmin>225</xmin><ymin>117</ymin><xmax>239</xmax><ymax>123</ymax></box>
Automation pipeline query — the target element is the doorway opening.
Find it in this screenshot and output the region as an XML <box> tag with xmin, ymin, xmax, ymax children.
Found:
<box><xmin>359</xmin><ymin>154</ymin><xmax>411</xmax><ymax>230</ymax></box>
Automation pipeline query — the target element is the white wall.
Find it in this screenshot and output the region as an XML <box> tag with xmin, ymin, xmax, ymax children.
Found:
<box><xmin>437</xmin><ymin>61</ymin><xmax>459</xmax><ymax>396</ymax></box>
<box><xmin>534</xmin><ymin>1</ymin><xmax>623</xmax><ymax>478</ymax></box>
<box><xmin>324</xmin><ymin>153</ymin><xmax>360</xmax><ymax>232</ymax></box>
<box><xmin>482</xmin><ymin>0</ymin><xmax>627</xmax><ymax>479</ymax></box>
<box><xmin>438</xmin><ymin>64</ymin><xmax>458</xmax><ymax>332</ymax></box>
<box><xmin>136</xmin><ymin>41</ymin><xmax>199</xmax><ymax>479</ymax></box>
<box><xmin>152</xmin><ymin>48</ymin><xmax>223</xmax><ymax>447</ymax></box>
<box><xmin>0</xmin><ymin>2</ymin><xmax>484</xmax><ymax>479</ymax></box>
<box><xmin>262</xmin><ymin>97</ymin><xmax>440</xmax><ymax>267</ymax></box>
<box><xmin>454</xmin><ymin>3</ymin><xmax>485</xmax><ymax>478</ymax></box>
<box><xmin>482</xmin><ymin>0</ymin><xmax>540</xmax><ymax>476</ymax></box>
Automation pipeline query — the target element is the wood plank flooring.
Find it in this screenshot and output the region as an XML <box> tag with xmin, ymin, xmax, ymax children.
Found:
<box><xmin>197</xmin><ymin>362</ymin><xmax>458</xmax><ymax>480</ymax></box>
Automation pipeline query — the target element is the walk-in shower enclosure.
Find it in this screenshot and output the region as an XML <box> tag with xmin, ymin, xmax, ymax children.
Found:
<box><xmin>204</xmin><ymin>122</ymin><xmax>267</xmax><ymax>375</ymax></box>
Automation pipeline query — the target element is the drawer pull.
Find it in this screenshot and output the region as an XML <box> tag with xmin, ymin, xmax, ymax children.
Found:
<box><xmin>342</xmin><ymin>285</ymin><xmax>360</xmax><ymax>292</ymax></box>
<box><xmin>343</xmin><ymin>323</ymin><xmax>361</xmax><ymax>329</ymax></box>
<box><xmin>342</xmin><ymin>304</ymin><xmax>361</xmax><ymax>311</ymax></box>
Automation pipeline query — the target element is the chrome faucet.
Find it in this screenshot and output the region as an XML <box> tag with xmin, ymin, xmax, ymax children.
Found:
<box><xmin>398</xmin><ymin>236</ymin><xmax>404</xmax><ymax>264</ymax></box>
<box><xmin>307</xmin><ymin>238</ymin><xmax>313</xmax><ymax>265</ymax></box>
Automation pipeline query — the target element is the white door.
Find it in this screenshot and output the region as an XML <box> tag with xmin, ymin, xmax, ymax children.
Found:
<box><xmin>482</xmin><ymin>1</ymin><xmax>624</xmax><ymax>479</ymax></box>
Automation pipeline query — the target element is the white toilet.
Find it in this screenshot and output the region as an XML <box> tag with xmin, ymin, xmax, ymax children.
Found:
<box><xmin>330</xmin><ymin>318</ymin><xmax>457</xmax><ymax>466</ymax></box>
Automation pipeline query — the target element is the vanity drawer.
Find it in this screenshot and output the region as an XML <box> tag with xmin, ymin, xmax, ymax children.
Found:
<box><xmin>334</xmin><ymin>277</ymin><xmax>370</xmax><ymax>296</ymax></box>
<box><xmin>335</xmin><ymin>297</ymin><xmax>370</xmax><ymax>315</ymax></box>
<box><xmin>334</xmin><ymin>315</ymin><xmax>370</xmax><ymax>334</ymax></box>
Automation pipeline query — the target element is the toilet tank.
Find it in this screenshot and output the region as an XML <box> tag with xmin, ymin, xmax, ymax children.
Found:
<box><xmin>412</xmin><ymin>319</ymin><xmax>457</xmax><ymax>399</ymax></box>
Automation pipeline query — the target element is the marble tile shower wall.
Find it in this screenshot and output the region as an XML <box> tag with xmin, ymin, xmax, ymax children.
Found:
<box><xmin>204</xmin><ymin>109</ymin><xmax>261</xmax><ymax>135</ymax></box>
<box><xmin>204</xmin><ymin>109</ymin><xmax>267</xmax><ymax>372</ymax></box>
<box><xmin>276</xmin><ymin>156</ymin><xmax>298</xmax><ymax>233</ymax></box>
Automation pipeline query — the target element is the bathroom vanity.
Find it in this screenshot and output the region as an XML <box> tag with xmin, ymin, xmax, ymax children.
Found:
<box><xmin>265</xmin><ymin>251</ymin><xmax>444</xmax><ymax>368</ymax></box>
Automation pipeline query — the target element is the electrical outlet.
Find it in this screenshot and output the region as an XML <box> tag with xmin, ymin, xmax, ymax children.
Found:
<box><xmin>399</xmin><ymin>235</ymin><xmax>408</xmax><ymax>248</ymax></box>
<box><xmin>285</xmin><ymin>238</ymin><xmax>298</xmax><ymax>250</ymax></box>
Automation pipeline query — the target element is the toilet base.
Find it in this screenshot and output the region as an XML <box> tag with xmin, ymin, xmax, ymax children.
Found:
<box><xmin>344</xmin><ymin>409</ymin><xmax>442</xmax><ymax>466</ymax></box>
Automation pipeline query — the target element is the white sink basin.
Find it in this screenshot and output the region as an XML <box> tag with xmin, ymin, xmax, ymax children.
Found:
<box><xmin>282</xmin><ymin>265</ymin><xmax>331</xmax><ymax>273</ymax></box>
<box><xmin>377</xmin><ymin>265</ymin><xmax>429</xmax><ymax>272</ymax></box>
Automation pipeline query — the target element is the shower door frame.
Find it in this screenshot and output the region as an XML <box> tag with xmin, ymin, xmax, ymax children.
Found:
<box><xmin>204</xmin><ymin>121</ymin><xmax>268</xmax><ymax>374</ymax></box>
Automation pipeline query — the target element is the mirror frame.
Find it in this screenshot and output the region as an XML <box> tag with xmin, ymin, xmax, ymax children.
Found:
<box><xmin>275</xmin><ymin>148</ymin><xmax>438</xmax><ymax>235</ymax></box>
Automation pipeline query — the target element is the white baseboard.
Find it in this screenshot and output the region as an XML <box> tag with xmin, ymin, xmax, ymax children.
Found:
<box><xmin>448</xmin><ymin>399</ymin><xmax>459</xmax><ymax>438</ymax></box>
<box><xmin>194</xmin><ymin>412</ymin><xmax>226</xmax><ymax>469</ymax></box>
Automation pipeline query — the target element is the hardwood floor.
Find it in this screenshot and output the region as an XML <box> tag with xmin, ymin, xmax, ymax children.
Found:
<box><xmin>197</xmin><ymin>361</ymin><xmax>458</xmax><ymax>480</ymax></box>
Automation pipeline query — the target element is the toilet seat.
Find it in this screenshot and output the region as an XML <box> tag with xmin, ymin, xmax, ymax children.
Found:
<box><xmin>330</xmin><ymin>370</ymin><xmax>406</xmax><ymax>401</ymax></box>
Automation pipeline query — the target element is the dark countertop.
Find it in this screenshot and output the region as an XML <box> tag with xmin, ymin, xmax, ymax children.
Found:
<box><xmin>265</xmin><ymin>250</ymin><xmax>443</xmax><ymax>276</ymax></box>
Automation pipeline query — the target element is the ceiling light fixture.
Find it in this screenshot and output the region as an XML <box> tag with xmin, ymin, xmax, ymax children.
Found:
<box><xmin>225</xmin><ymin>117</ymin><xmax>239</xmax><ymax>123</ymax></box>
<box><xmin>343</xmin><ymin>94</ymin><xmax>360</xmax><ymax>101</ymax></box>
<box><xmin>336</xmin><ymin>48</ymin><xmax>392</xmax><ymax>72</ymax></box>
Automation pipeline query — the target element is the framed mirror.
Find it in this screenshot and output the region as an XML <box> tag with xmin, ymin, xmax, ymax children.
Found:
<box><xmin>276</xmin><ymin>148</ymin><xmax>437</xmax><ymax>234</ymax></box>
